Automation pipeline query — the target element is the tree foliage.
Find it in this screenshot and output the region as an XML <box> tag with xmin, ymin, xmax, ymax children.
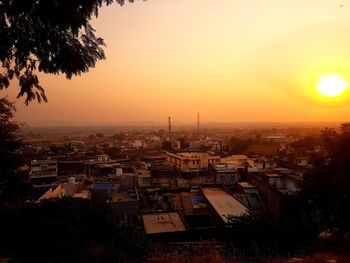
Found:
<box><xmin>0</xmin><ymin>97</ymin><xmax>24</xmax><ymax>200</ymax></box>
<box><xmin>0</xmin><ymin>198</ymin><xmax>151</xmax><ymax>262</ymax></box>
<box><xmin>224</xmin><ymin>213</ymin><xmax>314</xmax><ymax>258</ymax></box>
<box><xmin>0</xmin><ymin>0</ymin><xmax>136</xmax><ymax>104</ymax></box>
<box><xmin>161</xmin><ymin>140</ymin><xmax>173</xmax><ymax>151</ymax></box>
<box><xmin>290</xmin><ymin>135</ymin><xmax>322</xmax><ymax>150</ymax></box>
<box><xmin>298</xmin><ymin>123</ymin><xmax>350</xmax><ymax>233</ymax></box>
<box><xmin>224</xmin><ymin>124</ymin><xmax>350</xmax><ymax>258</ymax></box>
<box><xmin>228</xmin><ymin>137</ymin><xmax>250</xmax><ymax>154</ymax></box>
<box><xmin>179</xmin><ymin>137</ymin><xmax>189</xmax><ymax>149</ymax></box>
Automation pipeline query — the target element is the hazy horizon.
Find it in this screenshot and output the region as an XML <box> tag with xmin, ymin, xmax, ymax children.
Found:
<box><xmin>21</xmin><ymin>120</ymin><xmax>342</xmax><ymax>129</ymax></box>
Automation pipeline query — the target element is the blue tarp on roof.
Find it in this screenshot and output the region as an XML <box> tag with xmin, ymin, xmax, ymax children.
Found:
<box><xmin>93</xmin><ymin>182</ymin><xmax>112</xmax><ymax>190</ymax></box>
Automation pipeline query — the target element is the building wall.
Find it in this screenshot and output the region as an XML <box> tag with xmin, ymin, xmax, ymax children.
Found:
<box><xmin>30</xmin><ymin>160</ymin><xmax>58</xmax><ymax>189</ymax></box>
<box><xmin>166</xmin><ymin>152</ymin><xmax>220</xmax><ymax>171</ymax></box>
<box><xmin>109</xmin><ymin>200</ymin><xmax>139</xmax><ymax>224</ymax></box>
<box><xmin>208</xmin><ymin>164</ymin><xmax>240</xmax><ymax>185</ymax></box>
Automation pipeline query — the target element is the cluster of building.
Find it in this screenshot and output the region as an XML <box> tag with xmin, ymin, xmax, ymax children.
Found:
<box><xmin>21</xmin><ymin>135</ymin><xmax>308</xmax><ymax>239</ymax></box>
<box><xmin>12</xmin><ymin>119</ymin><xmax>329</xmax><ymax>242</ymax></box>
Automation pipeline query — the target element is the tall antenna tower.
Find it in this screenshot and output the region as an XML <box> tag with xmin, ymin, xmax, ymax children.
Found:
<box><xmin>197</xmin><ymin>112</ymin><xmax>200</xmax><ymax>132</ymax></box>
<box><xmin>168</xmin><ymin>116</ymin><xmax>171</xmax><ymax>140</ymax></box>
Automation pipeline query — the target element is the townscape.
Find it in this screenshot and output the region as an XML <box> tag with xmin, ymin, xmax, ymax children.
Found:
<box><xmin>2</xmin><ymin>114</ymin><xmax>349</xmax><ymax>262</ymax></box>
<box><xmin>1</xmin><ymin>0</ymin><xmax>350</xmax><ymax>262</ymax></box>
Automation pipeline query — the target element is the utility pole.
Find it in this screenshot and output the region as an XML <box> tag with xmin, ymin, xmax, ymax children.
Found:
<box><xmin>168</xmin><ymin>116</ymin><xmax>171</xmax><ymax>140</ymax></box>
<box><xmin>197</xmin><ymin>112</ymin><xmax>200</xmax><ymax>132</ymax></box>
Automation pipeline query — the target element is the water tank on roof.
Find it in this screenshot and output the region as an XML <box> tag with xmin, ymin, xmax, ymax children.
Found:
<box><xmin>69</xmin><ymin>177</ymin><xmax>76</xmax><ymax>184</ymax></box>
<box><xmin>116</xmin><ymin>168</ymin><xmax>123</xmax><ymax>176</ymax></box>
<box><xmin>227</xmin><ymin>164</ymin><xmax>234</xmax><ymax>169</ymax></box>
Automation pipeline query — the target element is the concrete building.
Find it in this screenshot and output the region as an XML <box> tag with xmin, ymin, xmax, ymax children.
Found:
<box><xmin>142</xmin><ymin>211</ymin><xmax>187</xmax><ymax>235</ymax></box>
<box><xmin>37</xmin><ymin>177</ymin><xmax>85</xmax><ymax>201</ymax></box>
<box><xmin>107</xmin><ymin>190</ymin><xmax>139</xmax><ymax>224</ymax></box>
<box><xmin>166</xmin><ymin>152</ymin><xmax>220</xmax><ymax>171</ymax></box>
<box><xmin>251</xmin><ymin>156</ymin><xmax>276</xmax><ymax>170</ymax></box>
<box><xmin>137</xmin><ymin>169</ymin><xmax>151</xmax><ymax>188</ymax></box>
<box><xmin>58</xmin><ymin>160</ymin><xmax>85</xmax><ymax>176</ymax></box>
<box><xmin>247</xmin><ymin>167</ymin><xmax>302</xmax><ymax>213</ymax></box>
<box><xmin>67</xmin><ymin>140</ymin><xmax>86</xmax><ymax>152</ymax></box>
<box><xmin>233</xmin><ymin>182</ymin><xmax>264</xmax><ymax>210</ymax></box>
<box><xmin>208</xmin><ymin>163</ymin><xmax>240</xmax><ymax>185</ymax></box>
<box><xmin>140</xmin><ymin>154</ymin><xmax>167</xmax><ymax>167</ymax></box>
<box><xmin>119</xmin><ymin>173</ymin><xmax>136</xmax><ymax>191</ymax></box>
<box><xmin>29</xmin><ymin>160</ymin><xmax>58</xmax><ymax>190</ymax></box>
<box><xmin>202</xmin><ymin>187</ymin><xmax>248</xmax><ymax>226</ymax></box>
<box><xmin>220</xmin><ymin>155</ymin><xmax>255</xmax><ymax>169</ymax></box>
<box><xmin>91</xmin><ymin>182</ymin><xmax>113</xmax><ymax>204</ymax></box>
<box><xmin>131</xmin><ymin>140</ymin><xmax>143</xmax><ymax>149</ymax></box>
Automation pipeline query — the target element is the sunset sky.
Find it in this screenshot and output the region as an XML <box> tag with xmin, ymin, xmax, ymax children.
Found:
<box><xmin>3</xmin><ymin>0</ymin><xmax>350</xmax><ymax>125</ymax></box>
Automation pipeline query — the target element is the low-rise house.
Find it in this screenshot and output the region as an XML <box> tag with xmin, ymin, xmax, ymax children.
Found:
<box><xmin>247</xmin><ymin>166</ymin><xmax>302</xmax><ymax>213</ymax></box>
<box><xmin>67</xmin><ymin>140</ymin><xmax>87</xmax><ymax>152</ymax></box>
<box><xmin>137</xmin><ymin>169</ymin><xmax>151</xmax><ymax>188</ymax></box>
<box><xmin>58</xmin><ymin>160</ymin><xmax>85</xmax><ymax>176</ymax></box>
<box><xmin>37</xmin><ymin>177</ymin><xmax>87</xmax><ymax>201</ymax></box>
<box><xmin>208</xmin><ymin>163</ymin><xmax>240</xmax><ymax>185</ymax></box>
<box><xmin>142</xmin><ymin>211</ymin><xmax>187</xmax><ymax>235</ymax></box>
<box><xmin>202</xmin><ymin>187</ymin><xmax>248</xmax><ymax>227</ymax></box>
<box><xmin>251</xmin><ymin>156</ymin><xmax>277</xmax><ymax>170</ymax></box>
<box><xmin>107</xmin><ymin>190</ymin><xmax>139</xmax><ymax>224</ymax></box>
<box><xmin>29</xmin><ymin>160</ymin><xmax>58</xmax><ymax>191</ymax></box>
<box><xmin>166</xmin><ymin>152</ymin><xmax>220</xmax><ymax>171</ymax></box>
<box><xmin>221</xmin><ymin>155</ymin><xmax>255</xmax><ymax>169</ymax></box>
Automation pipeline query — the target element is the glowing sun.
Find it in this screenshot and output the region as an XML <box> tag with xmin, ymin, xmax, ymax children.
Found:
<box><xmin>317</xmin><ymin>75</ymin><xmax>348</xmax><ymax>97</ymax></box>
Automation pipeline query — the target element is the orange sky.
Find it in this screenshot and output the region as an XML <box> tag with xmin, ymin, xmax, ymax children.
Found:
<box><xmin>3</xmin><ymin>0</ymin><xmax>350</xmax><ymax>125</ymax></box>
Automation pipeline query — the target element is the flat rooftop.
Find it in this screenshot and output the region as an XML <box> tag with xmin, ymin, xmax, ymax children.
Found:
<box><xmin>212</xmin><ymin>163</ymin><xmax>238</xmax><ymax>172</ymax></box>
<box><xmin>202</xmin><ymin>187</ymin><xmax>248</xmax><ymax>223</ymax></box>
<box><xmin>237</xmin><ymin>182</ymin><xmax>256</xmax><ymax>189</ymax></box>
<box><xmin>265</xmin><ymin>173</ymin><xmax>283</xmax><ymax>178</ymax></box>
<box><xmin>72</xmin><ymin>190</ymin><xmax>91</xmax><ymax>200</ymax></box>
<box><xmin>108</xmin><ymin>191</ymin><xmax>137</xmax><ymax>202</ymax></box>
<box><xmin>142</xmin><ymin>212</ymin><xmax>186</xmax><ymax>234</ymax></box>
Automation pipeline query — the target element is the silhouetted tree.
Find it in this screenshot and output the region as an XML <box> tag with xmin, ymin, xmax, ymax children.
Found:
<box><xmin>228</xmin><ymin>137</ymin><xmax>250</xmax><ymax>154</ymax></box>
<box><xmin>95</xmin><ymin>132</ymin><xmax>105</xmax><ymax>139</ymax></box>
<box><xmin>179</xmin><ymin>137</ymin><xmax>189</xmax><ymax>149</ymax></box>
<box><xmin>161</xmin><ymin>140</ymin><xmax>173</xmax><ymax>151</ymax></box>
<box><xmin>298</xmin><ymin>123</ymin><xmax>350</xmax><ymax>233</ymax></box>
<box><xmin>103</xmin><ymin>146</ymin><xmax>122</xmax><ymax>159</ymax></box>
<box><xmin>111</xmin><ymin>132</ymin><xmax>126</xmax><ymax>142</ymax></box>
<box><xmin>0</xmin><ymin>97</ymin><xmax>25</xmax><ymax>201</ymax></box>
<box><xmin>0</xmin><ymin>0</ymin><xmax>138</xmax><ymax>104</ymax></box>
<box><xmin>0</xmin><ymin>198</ymin><xmax>151</xmax><ymax>262</ymax></box>
<box><xmin>290</xmin><ymin>135</ymin><xmax>322</xmax><ymax>150</ymax></box>
<box><xmin>224</xmin><ymin>213</ymin><xmax>314</xmax><ymax>258</ymax></box>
